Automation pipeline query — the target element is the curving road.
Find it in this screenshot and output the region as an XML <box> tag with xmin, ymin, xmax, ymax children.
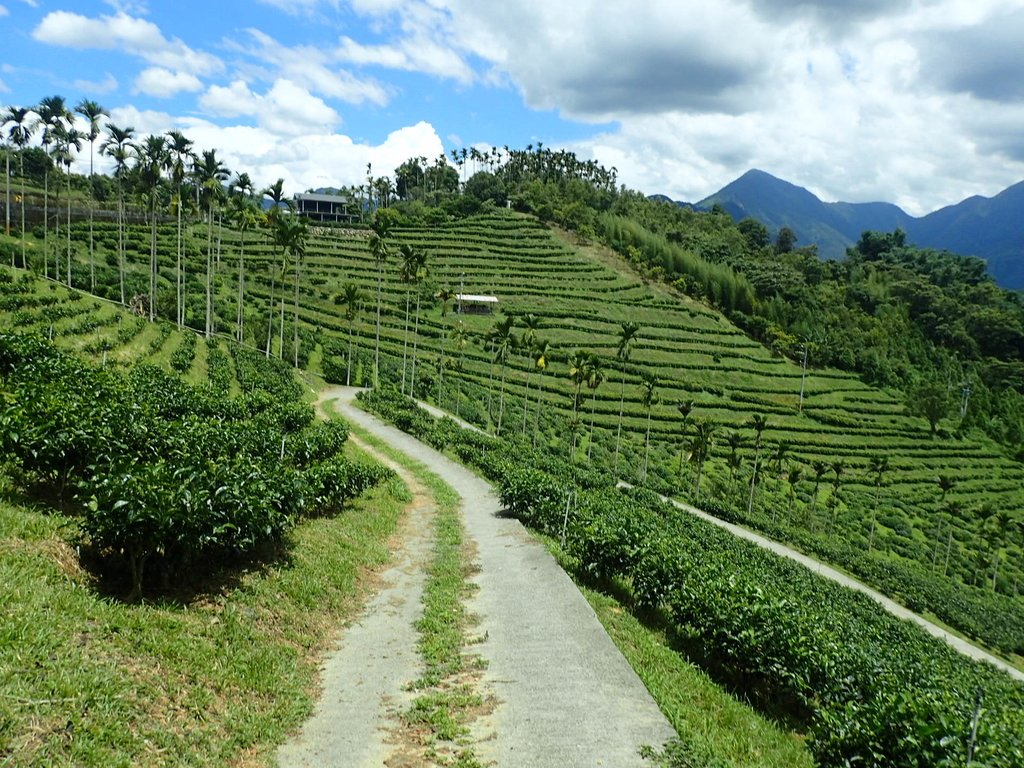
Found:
<box><xmin>315</xmin><ymin>387</ymin><xmax>677</xmax><ymax>767</ymax></box>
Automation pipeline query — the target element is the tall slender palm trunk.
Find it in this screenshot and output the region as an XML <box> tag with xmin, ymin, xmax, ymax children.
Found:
<box><xmin>66</xmin><ymin>170</ymin><xmax>73</xmax><ymax>288</ymax></box>
<box><xmin>614</xmin><ymin>375</ymin><xmax>626</xmax><ymax>474</ymax></box>
<box><xmin>236</xmin><ymin>229</ymin><xmax>246</xmax><ymax>343</ymax></box>
<box><xmin>205</xmin><ymin>208</ymin><xmax>214</xmax><ymax>337</ymax></box>
<box><xmin>19</xmin><ymin>157</ymin><xmax>26</xmax><ymax>270</ymax></box>
<box><xmin>410</xmin><ymin>292</ymin><xmax>422</xmax><ymax>396</ymax></box>
<box><xmin>293</xmin><ymin>258</ymin><xmax>301</xmax><ymax>368</ymax></box>
<box><xmin>374</xmin><ymin>265</ymin><xmax>382</xmax><ymax>387</ymax></box>
<box><xmin>43</xmin><ymin>167</ymin><xmax>49</xmax><ymax>279</ymax></box>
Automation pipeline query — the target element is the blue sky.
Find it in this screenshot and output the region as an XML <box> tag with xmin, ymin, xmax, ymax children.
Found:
<box><xmin>2</xmin><ymin>0</ymin><xmax>1024</xmax><ymax>215</ymax></box>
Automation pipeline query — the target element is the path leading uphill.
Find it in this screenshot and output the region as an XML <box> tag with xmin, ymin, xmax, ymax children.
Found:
<box><xmin>311</xmin><ymin>387</ymin><xmax>677</xmax><ymax>767</ymax></box>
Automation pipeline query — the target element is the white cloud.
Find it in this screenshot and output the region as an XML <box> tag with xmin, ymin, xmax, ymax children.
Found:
<box><xmin>199</xmin><ymin>80</ymin><xmax>261</xmax><ymax>118</ymax></box>
<box><xmin>33</xmin><ymin>10</ymin><xmax>222</xmax><ymax>76</ymax></box>
<box><xmin>198</xmin><ymin>78</ymin><xmax>339</xmax><ymax>136</ymax></box>
<box><xmin>133</xmin><ymin>67</ymin><xmax>203</xmax><ymax>98</ymax></box>
<box><xmin>91</xmin><ymin>102</ymin><xmax>443</xmax><ymax>195</ymax></box>
<box><xmin>0</xmin><ymin>77</ymin><xmax>8</xmax><ymax>94</ymax></box>
<box><xmin>72</xmin><ymin>73</ymin><xmax>119</xmax><ymax>95</ymax></box>
<box><xmin>336</xmin><ymin>34</ymin><xmax>473</xmax><ymax>83</ymax></box>
<box><xmin>399</xmin><ymin>0</ymin><xmax>1024</xmax><ymax>213</ymax></box>
<box><xmin>0</xmin><ymin>6</ymin><xmax>9</xmax><ymax>18</ymax></box>
<box><xmin>231</xmin><ymin>29</ymin><xmax>389</xmax><ymax>106</ymax></box>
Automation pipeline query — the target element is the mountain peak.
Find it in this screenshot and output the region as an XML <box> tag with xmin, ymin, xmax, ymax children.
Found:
<box><xmin>685</xmin><ymin>171</ymin><xmax>1024</xmax><ymax>287</ymax></box>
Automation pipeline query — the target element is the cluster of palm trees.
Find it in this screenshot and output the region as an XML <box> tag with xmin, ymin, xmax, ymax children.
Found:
<box><xmin>3</xmin><ymin>97</ymin><xmax>103</xmax><ymax>282</ymax></box>
<box><xmin>3</xmin><ymin>94</ymin><xmax>316</xmax><ymax>362</ymax></box>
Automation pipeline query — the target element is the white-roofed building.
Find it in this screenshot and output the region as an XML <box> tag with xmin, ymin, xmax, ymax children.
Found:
<box><xmin>456</xmin><ymin>294</ymin><xmax>499</xmax><ymax>314</ymax></box>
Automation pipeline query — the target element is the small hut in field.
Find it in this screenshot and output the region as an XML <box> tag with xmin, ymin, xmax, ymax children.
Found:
<box><xmin>456</xmin><ymin>294</ymin><xmax>499</xmax><ymax>315</ymax></box>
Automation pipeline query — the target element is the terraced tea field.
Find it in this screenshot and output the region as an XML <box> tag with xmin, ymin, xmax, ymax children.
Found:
<box><xmin>4</xmin><ymin>206</ymin><xmax>1022</xmax><ymax>656</ymax></box>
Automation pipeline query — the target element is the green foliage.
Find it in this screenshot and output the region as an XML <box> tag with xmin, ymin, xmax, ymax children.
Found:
<box><xmin>0</xmin><ymin>333</ymin><xmax>390</xmax><ymax>597</ymax></box>
<box><xmin>362</xmin><ymin>386</ymin><xmax>1024</xmax><ymax>768</ymax></box>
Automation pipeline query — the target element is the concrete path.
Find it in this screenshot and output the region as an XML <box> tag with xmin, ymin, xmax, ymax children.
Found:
<box><xmin>627</xmin><ymin>484</ymin><xmax>1024</xmax><ymax>683</ymax></box>
<box><xmin>277</xmin><ymin>435</ymin><xmax>436</xmax><ymax>767</ymax></box>
<box><xmin>324</xmin><ymin>387</ymin><xmax>677</xmax><ymax>767</ymax></box>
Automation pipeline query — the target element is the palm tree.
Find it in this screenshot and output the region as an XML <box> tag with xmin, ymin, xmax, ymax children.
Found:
<box><xmin>676</xmin><ymin>399</ymin><xmax>694</xmax><ymax>488</ymax></box>
<box><xmin>985</xmin><ymin>508</ymin><xmax>1013</xmax><ymax>590</ymax></box>
<box><xmin>1</xmin><ymin>111</ymin><xmax>10</xmax><ymax>243</ymax></box>
<box><xmin>640</xmin><ymin>373</ymin><xmax>658</xmax><ymax>482</ymax></box>
<box><xmin>530</xmin><ymin>338</ymin><xmax>552</xmax><ymax>446</ymax></box>
<box><xmin>166</xmin><ymin>130</ymin><xmax>194</xmax><ymax>326</ymax></box>
<box><xmin>867</xmin><ymin>456</ymin><xmax>889</xmax><ymax>551</ymax></box>
<box><xmin>725</xmin><ymin>431</ymin><xmax>745</xmax><ymax>491</ymax></box>
<box><xmin>690</xmin><ymin>419</ymin><xmax>717</xmax><ymax>501</ymax></box>
<box><xmin>35</xmin><ymin>95</ymin><xmax>71</xmax><ymax>280</ymax></box>
<box><xmin>52</xmin><ymin>122</ymin><xmax>83</xmax><ymax>288</ymax></box>
<box><xmin>451</xmin><ymin>320</ymin><xmax>468</xmax><ymax>418</ymax></box>
<box><xmin>283</xmin><ymin>216</ymin><xmax>309</xmax><ymax>367</ymax></box>
<box><xmin>810</xmin><ymin>460</ymin><xmax>828</xmax><ymax>528</ymax></box>
<box><xmin>336</xmin><ymin>282</ymin><xmax>363</xmax><ymax>386</ymax></box>
<box><xmin>5</xmin><ymin>107</ymin><xmax>34</xmax><ymax>269</ymax></box>
<box><xmin>746</xmin><ymin>414</ymin><xmax>768</xmax><ymax>515</ymax></box>
<box><xmin>489</xmin><ymin>315</ymin><xmax>516</xmax><ymax>434</ymax></box>
<box><xmin>408</xmin><ymin>252</ymin><xmax>430</xmax><ymax>397</ymax></box>
<box><xmin>74</xmin><ymin>99</ymin><xmax>107</xmax><ymax>292</ymax></box>
<box><xmin>786</xmin><ymin>465</ymin><xmax>803</xmax><ymax>520</ymax></box>
<box><xmin>136</xmin><ymin>134</ymin><xmax>168</xmax><ymax>319</ymax></box>
<box><xmin>369</xmin><ymin>212</ymin><xmax>391</xmax><ymax>386</ymax></box>
<box><xmin>613</xmin><ymin>321</ymin><xmax>641</xmax><ymax>474</ymax></box>
<box><xmin>228</xmin><ymin>176</ymin><xmax>258</xmax><ymax>343</ymax></box>
<box><xmin>195</xmin><ymin>149</ymin><xmax>229</xmax><ymax>337</ymax></box>
<box><xmin>100</xmin><ymin>123</ymin><xmax>136</xmax><ymax>305</ymax></box>
<box><xmin>519</xmin><ymin>313</ymin><xmax>543</xmax><ymax>433</ymax></box>
<box><xmin>828</xmin><ymin>459</ymin><xmax>845</xmax><ymax>532</ymax></box>
<box><xmin>435</xmin><ymin>285</ymin><xmax>455</xmax><ymax>405</ymax></box>
<box><xmin>585</xmin><ymin>354</ymin><xmax>605</xmax><ymax>461</ymax></box>
<box><xmin>264</xmin><ymin>177</ymin><xmax>289</xmax><ymax>212</ymax></box>
<box><xmin>932</xmin><ymin>475</ymin><xmax>957</xmax><ymax>566</ymax></box>
<box><xmin>398</xmin><ymin>243</ymin><xmax>426</xmax><ymax>394</ymax></box>
<box><xmin>766</xmin><ymin>441</ymin><xmax>791</xmax><ymax>521</ymax></box>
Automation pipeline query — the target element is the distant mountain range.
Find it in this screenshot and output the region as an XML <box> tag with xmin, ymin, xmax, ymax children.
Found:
<box><xmin>659</xmin><ymin>169</ymin><xmax>1024</xmax><ymax>289</ymax></box>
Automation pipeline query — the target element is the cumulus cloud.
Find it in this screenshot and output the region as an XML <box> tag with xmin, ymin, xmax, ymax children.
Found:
<box><xmin>336</xmin><ymin>35</ymin><xmax>473</xmax><ymax>83</ymax></box>
<box><xmin>133</xmin><ymin>67</ymin><xmax>202</xmax><ymax>98</ymax></box>
<box><xmin>73</xmin><ymin>73</ymin><xmax>119</xmax><ymax>94</ymax></box>
<box><xmin>406</xmin><ymin>0</ymin><xmax>1024</xmax><ymax>212</ymax></box>
<box><xmin>915</xmin><ymin>6</ymin><xmax>1024</xmax><ymax>101</ymax></box>
<box><xmin>230</xmin><ymin>29</ymin><xmax>389</xmax><ymax>106</ymax></box>
<box><xmin>199</xmin><ymin>78</ymin><xmax>339</xmax><ymax>136</ymax></box>
<box><xmin>33</xmin><ymin>10</ymin><xmax>222</xmax><ymax>76</ymax></box>
<box><xmin>91</xmin><ymin>103</ymin><xmax>443</xmax><ymax>196</ymax></box>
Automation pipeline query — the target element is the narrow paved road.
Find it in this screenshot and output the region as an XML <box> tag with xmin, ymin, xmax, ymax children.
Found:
<box><xmin>324</xmin><ymin>387</ymin><xmax>678</xmax><ymax>768</ymax></box>
<box><xmin>277</xmin><ymin>434</ymin><xmax>436</xmax><ymax>768</ymax></box>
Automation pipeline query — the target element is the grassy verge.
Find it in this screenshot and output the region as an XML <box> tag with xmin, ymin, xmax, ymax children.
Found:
<box><xmin>540</xmin><ymin>538</ymin><xmax>815</xmax><ymax>768</ymax></box>
<box><xmin>338</xmin><ymin>413</ymin><xmax>487</xmax><ymax>767</ymax></box>
<box><xmin>0</xmin><ymin>444</ymin><xmax>408</xmax><ymax>767</ymax></box>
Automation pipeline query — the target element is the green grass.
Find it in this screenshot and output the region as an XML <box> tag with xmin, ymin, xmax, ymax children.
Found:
<box><xmin>335</xmin><ymin>414</ymin><xmax>487</xmax><ymax>766</ymax></box>
<box><xmin>0</xmin><ymin>445</ymin><xmax>408</xmax><ymax>767</ymax></box>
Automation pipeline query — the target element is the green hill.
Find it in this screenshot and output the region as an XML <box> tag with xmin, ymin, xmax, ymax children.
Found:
<box><xmin>4</xmin><ymin>199</ymin><xmax>1022</xmax><ymax>658</ymax></box>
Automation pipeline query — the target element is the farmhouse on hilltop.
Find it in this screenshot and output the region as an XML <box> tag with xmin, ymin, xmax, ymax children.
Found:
<box><xmin>293</xmin><ymin>192</ymin><xmax>358</xmax><ymax>224</ymax></box>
